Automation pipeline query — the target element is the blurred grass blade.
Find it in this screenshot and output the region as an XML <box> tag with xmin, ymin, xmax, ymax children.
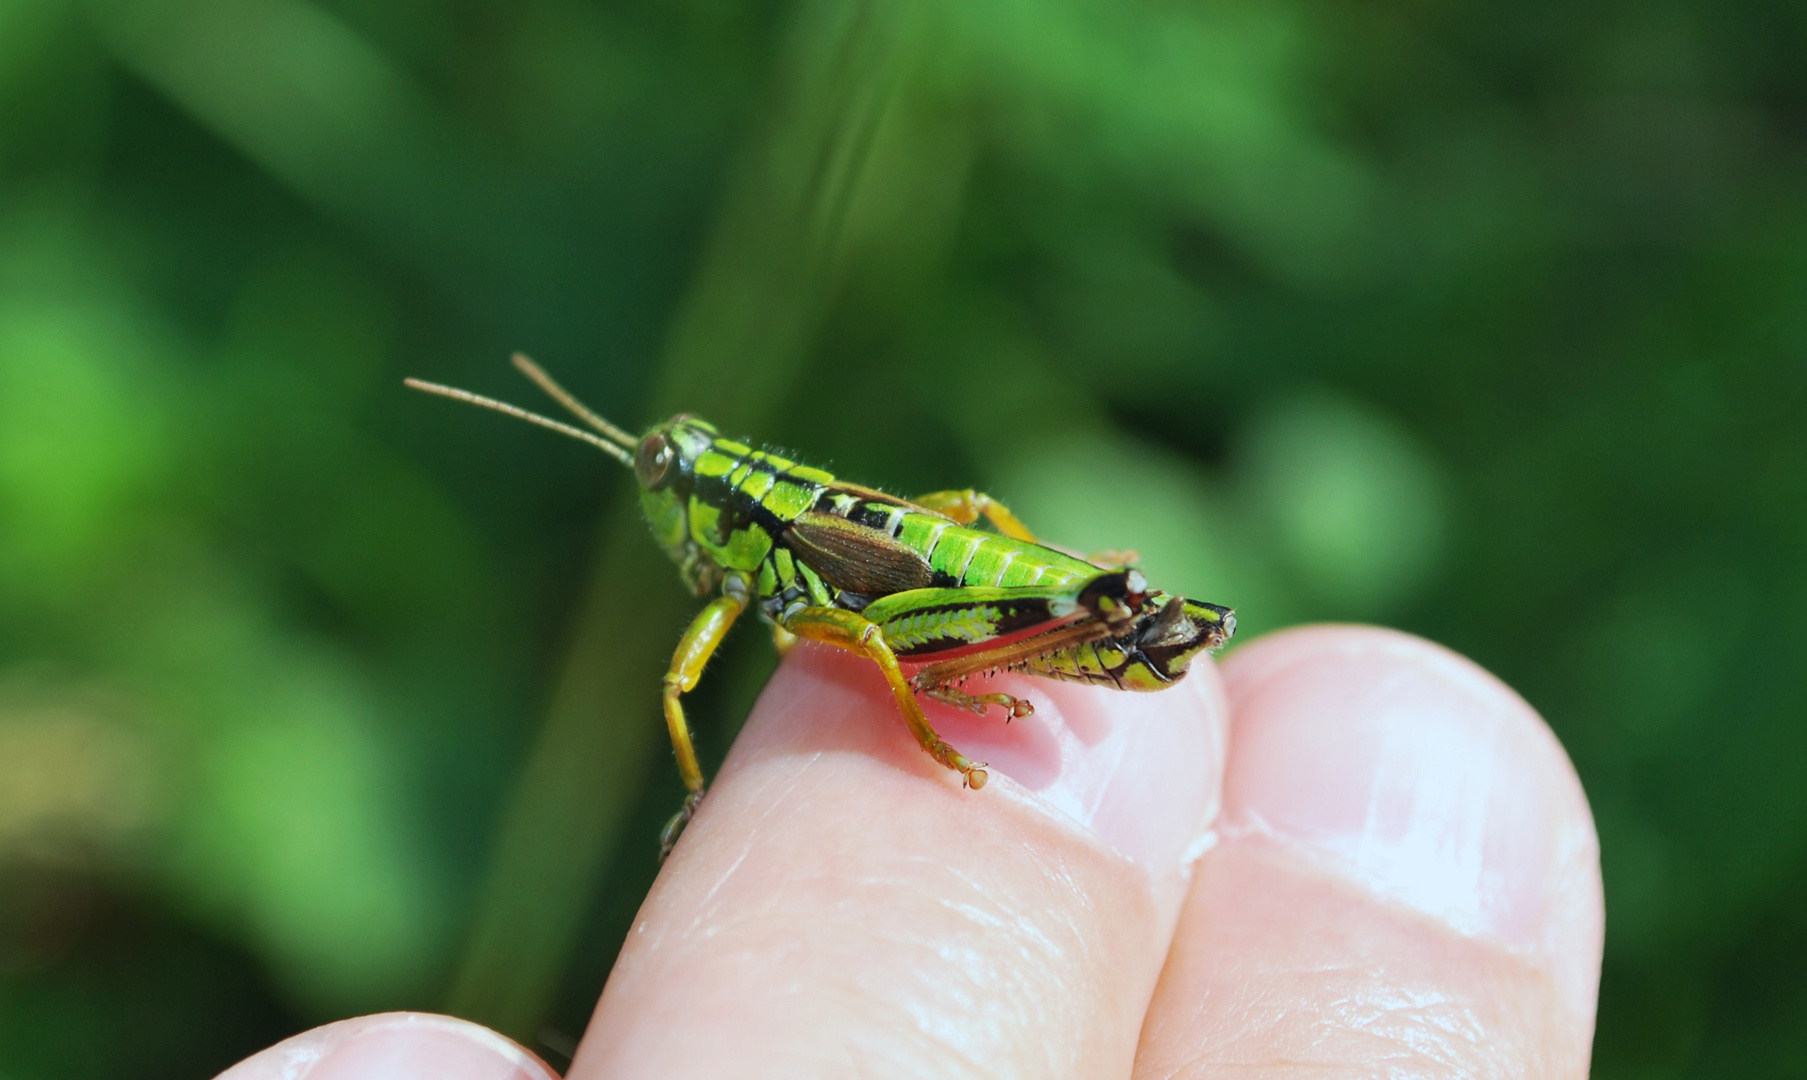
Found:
<box><xmin>444</xmin><ymin>0</ymin><xmax>931</xmax><ymax>1037</ymax></box>
<box><xmin>88</xmin><ymin>0</ymin><xmax>493</xmax><ymax>281</ymax></box>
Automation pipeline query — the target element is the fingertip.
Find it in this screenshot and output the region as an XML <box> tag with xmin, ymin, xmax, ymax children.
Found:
<box><xmin>216</xmin><ymin>1014</ymin><xmax>556</xmax><ymax>1080</ymax></box>
<box><xmin>1220</xmin><ymin>624</ymin><xmax>1604</xmax><ymax>1022</ymax></box>
<box><xmin>719</xmin><ymin>641</ymin><xmax>1229</xmax><ymax>874</ymax></box>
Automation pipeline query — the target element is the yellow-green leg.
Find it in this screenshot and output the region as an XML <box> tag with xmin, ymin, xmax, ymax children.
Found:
<box><xmin>781</xmin><ymin>605</ymin><xmax>989</xmax><ymax>790</ymax></box>
<box><xmin>771</xmin><ymin>623</ymin><xmax>799</xmax><ymax>659</ymax></box>
<box><xmin>912</xmin><ymin>489</ymin><xmax>1036</xmax><ymax>542</ymax></box>
<box><xmin>924</xmin><ymin>684</ymin><xmax>1035</xmax><ymax>721</ymax></box>
<box><xmin>658</xmin><ymin>588</ymin><xmax>746</xmax><ymax>857</ymax></box>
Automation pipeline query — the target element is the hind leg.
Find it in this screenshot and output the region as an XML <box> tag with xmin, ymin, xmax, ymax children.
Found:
<box><xmin>781</xmin><ymin>605</ymin><xmax>989</xmax><ymax>789</ymax></box>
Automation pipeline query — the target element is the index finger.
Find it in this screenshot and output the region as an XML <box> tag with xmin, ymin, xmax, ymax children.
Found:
<box><xmin>569</xmin><ymin>642</ymin><xmax>1228</xmax><ymax>1079</ymax></box>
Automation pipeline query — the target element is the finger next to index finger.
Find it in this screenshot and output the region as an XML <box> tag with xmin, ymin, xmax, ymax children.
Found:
<box><xmin>215</xmin><ymin>1014</ymin><xmax>556</xmax><ymax>1080</ymax></box>
<box><xmin>570</xmin><ymin>642</ymin><xmax>1229</xmax><ymax>1080</ymax></box>
<box><xmin>1133</xmin><ymin>627</ymin><xmax>1605</xmax><ymax>1078</ymax></box>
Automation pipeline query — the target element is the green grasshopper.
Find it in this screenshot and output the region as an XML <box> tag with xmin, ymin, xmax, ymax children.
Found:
<box><xmin>408</xmin><ymin>356</ymin><xmax>1235</xmax><ymax>855</ymax></box>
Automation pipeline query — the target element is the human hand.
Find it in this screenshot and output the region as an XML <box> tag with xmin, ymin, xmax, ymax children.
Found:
<box><xmin>219</xmin><ymin>625</ymin><xmax>1603</xmax><ymax>1079</ymax></box>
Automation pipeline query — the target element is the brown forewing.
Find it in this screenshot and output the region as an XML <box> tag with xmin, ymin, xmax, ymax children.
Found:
<box><xmin>783</xmin><ymin>511</ymin><xmax>937</xmax><ymax>596</ymax></box>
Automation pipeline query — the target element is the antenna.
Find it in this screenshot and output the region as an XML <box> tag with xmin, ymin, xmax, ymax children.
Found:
<box><xmin>510</xmin><ymin>354</ymin><xmax>638</xmax><ymax>449</ymax></box>
<box><xmin>403</xmin><ymin>378</ymin><xmax>634</xmax><ymax>467</ymax></box>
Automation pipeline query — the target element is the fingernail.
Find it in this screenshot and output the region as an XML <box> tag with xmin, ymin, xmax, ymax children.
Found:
<box><xmin>1220</xmin><ymin>626</ymin><xmax>1601</xmax><ymax>958</ymax></box>
<box><xmin>933</xmin><ymin>664</ymin><xmax>1230</xmax><ymax>871</ymax></box>
<box><xmin>221</xmin><ymin>1013</ymin><xmax>555</xmax><ymax>1080</ymax></box>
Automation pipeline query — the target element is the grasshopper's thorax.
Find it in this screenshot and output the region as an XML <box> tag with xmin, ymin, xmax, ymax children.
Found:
<box><xmin>635</xmin><ymin>415</ymin><xmax>838</xmax><ymax>597</ymax></box>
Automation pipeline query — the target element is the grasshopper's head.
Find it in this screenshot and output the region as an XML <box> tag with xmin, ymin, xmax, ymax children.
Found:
<box><xmin>1115</xmin><ymin>594</ymin><xmax>1236</xmax><ymax>691</ymax></box>
<box><xmin>632</xmin><ymin>415</ymin><xmax>723</xmax><ymax>594</ymax></box>
<box><xmin>403</xmin><ymin>356</ymin><xmax>725</xmax><ymax>594</ymax></box>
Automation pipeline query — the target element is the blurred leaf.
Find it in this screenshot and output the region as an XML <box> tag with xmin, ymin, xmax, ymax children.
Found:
<box><xmin>1238</xmin><ymin>390</ymin><xmax>1450</xmax><ymax>616</ymax></box>
<box><xmin>0</xmin><ymin>287</ymin><xmax>172</xmax><ymax>599</ymax></box>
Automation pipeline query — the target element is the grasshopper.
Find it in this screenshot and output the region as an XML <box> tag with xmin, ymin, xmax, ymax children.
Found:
<box><xmin>408</xmin><ymin>356</ymin><xmax>1236</xmax><ymax>855</ymax></box>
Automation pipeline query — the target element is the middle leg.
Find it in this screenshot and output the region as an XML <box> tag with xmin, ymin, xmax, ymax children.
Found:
<box><xmin>911</xmin><ymin>489</ymin><xmax>1037</xmax><ymax>542</ymax></box>
<box><xmin>923</xmin><ymin>683</ymin><xmax>1036</xmax><ymax>720</ymax></box>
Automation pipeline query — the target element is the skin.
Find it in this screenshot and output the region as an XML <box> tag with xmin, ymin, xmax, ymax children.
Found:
<box><xmin>218</xmin><ymin>625</ymin><xmax>1603</xmax><ymax>1080</ymax></box>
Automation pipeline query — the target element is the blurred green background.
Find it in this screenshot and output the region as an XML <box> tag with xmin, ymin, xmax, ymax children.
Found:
<box><xmin>1</xmin><ymin>0</ymin><xmax>1803</xmax><ymax>1075</ymax></box>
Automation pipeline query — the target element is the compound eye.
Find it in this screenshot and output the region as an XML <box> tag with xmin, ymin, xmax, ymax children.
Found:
<box><xmin>636</xmin><ymin>432</ymin><xmax>675</xmax><ymax>490</ymax></box>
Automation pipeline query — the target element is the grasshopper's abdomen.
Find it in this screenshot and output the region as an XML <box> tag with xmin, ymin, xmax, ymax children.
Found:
<box><xmin>895</xmin><ymin>515</ymin><xmax>1098</xmax><ymax>591</ymax></box>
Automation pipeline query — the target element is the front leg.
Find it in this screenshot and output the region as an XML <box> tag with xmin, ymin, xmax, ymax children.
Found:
<box><xmin>658</xmin><ymin>580</ymin><xmax>747</xmax><ymax>858</ymax></box>
<box><xmin>911</xmin><ymin>489</ymin><xmax>1036</xmax><ymax>542</ymax></box>
<box><xmin>781</xmin><ymin>605</ymin><xmax>989</xmax><ymax>790</ymax></box>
